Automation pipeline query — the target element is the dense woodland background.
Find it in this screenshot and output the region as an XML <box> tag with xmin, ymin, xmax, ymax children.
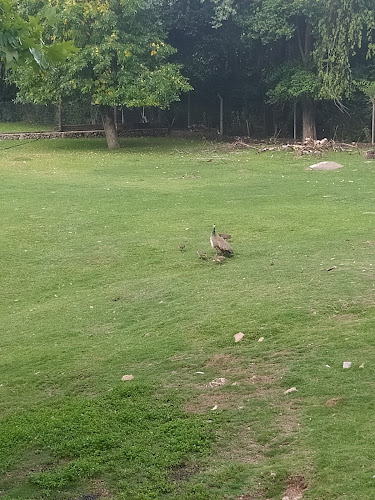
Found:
<box><xmin>1</xmin><ymin>0</ymin><xmax>374</xmax><ymax>142</ymax></box>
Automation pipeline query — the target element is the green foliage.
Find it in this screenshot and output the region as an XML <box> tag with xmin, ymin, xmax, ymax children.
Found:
<box><xmin>357</xmin><ymin>79</ymin><xmax>375</xmax><ymax>103</ymax></box>
<box><xmin>208</xmin><ymin>0</ymin><xmax>375</xmax><ymax>105</ymax></box>
<box><xmin>14</xmin><ymin>0</ymin><xmax>191</xmax><ymax>108</ymax></box>
<box><xmin>314</xmin><ymin>0</ymin><xmax>375</xmax><ymax>98</ymax></box>
<box><xmin>267</xmin><ymin>63</ymin><xmax>320</xmax><ymax>103</ymax></box>
<box><xmin>0</xmin><ymin>0</ymin><xmax>76</xmax><ymax>69</ymax></box>
<box><xmin>0</xmin><ymin>0</ymin><xmax>42</xmax><ymax>66</ymax></box>
<box><xmin>240</xmin><ymin>0</ymin><xmax>295</xmax><ymax>43</ymax></box>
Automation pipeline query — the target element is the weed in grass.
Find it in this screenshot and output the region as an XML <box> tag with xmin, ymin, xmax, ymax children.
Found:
<box><xmin>0</xmin><ymin>385</ymin><xmax>212</xmax><ymax>499</ymax></box>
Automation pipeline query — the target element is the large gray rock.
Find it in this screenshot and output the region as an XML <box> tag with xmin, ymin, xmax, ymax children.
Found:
<box><xmin>308</xmin><ymin>161</ymin><xmax>343</xmax><ymax>170</ymax></box>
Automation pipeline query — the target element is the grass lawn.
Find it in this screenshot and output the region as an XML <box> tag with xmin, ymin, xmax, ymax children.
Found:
<box><xmin>0</xmin><ymin>122</ymin><xmax>53</xmax><ymax>133</ymax></box>
<box><xmin>1</xmin><ymin>136</ymin><xmax>375</xmax><ymax>499</ymax></box>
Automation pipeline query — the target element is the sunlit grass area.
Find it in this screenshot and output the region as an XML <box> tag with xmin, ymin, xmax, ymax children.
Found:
<box><xmin>0</xmin><ymin>121</ymin><xmax>53</xmax><ymax>132</ymax></box>
<box><xmin>1</xmin><ymin>137</ymin><xmax>375</xmax><ymax>499</ymax></box>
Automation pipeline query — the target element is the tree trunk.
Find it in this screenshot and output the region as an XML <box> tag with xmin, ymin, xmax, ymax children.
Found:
<box><xmin>99</xmin><ymin>105</ymin><xmax>120</xmax><ymax>149</ymax></box>
<box><xmin>301</xmin><ymin>98</ymin><xmax>316</xmax><ymax>140</ymax></box>
<box><xmin>57</xmin><ymin>100</ymin><xmax>63</xmax><ymax>132</ymax></box>
<box><xmin>293</xmin><ymin>101</ymin><xmax>297</xmax><ymax>140</ymax></box>
<box><xmin>372</xmin><ymin>100</ymin><xmax>375</xmax><ymax>145</ymax></box>
<box><xmin>187</xmin><ymin>92</ymin><xmax>191</xmax><ymax>128</ymax></box>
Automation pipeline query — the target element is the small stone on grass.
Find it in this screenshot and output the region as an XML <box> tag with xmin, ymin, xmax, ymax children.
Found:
<box><xmin>284</xmin><ymin>387</ymin><xmax>298</xmax><ymax>395</ymax></box>
<box><xmin>207</xmin><ymin>377</ymin><xmax>227</xmax><ymax>388</ymax></box>
<box><xmin>234</xmin><ymin>332</ymin><xmax>244</xmax><ymax>342</ymax></box>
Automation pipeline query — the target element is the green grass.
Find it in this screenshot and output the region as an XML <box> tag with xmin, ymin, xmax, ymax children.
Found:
<box><xmin>1</xmin><ymin>136</ymin><xmax>375</xmax><ymax>499</ymax></box>
<box><xmin>0</xmin><ymin>121</ymin><xmax>52</xmax><ymax>132</ymax></box>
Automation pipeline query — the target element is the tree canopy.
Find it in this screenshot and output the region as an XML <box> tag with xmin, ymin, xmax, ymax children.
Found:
<box><xmin>12</xmin><ymin>0</ymin><xmax>191</xmax><ymax>148</ymax></box>
<box><xmin>2</xmin><ymin>0</ymin><xmax>375</xmax><ymax>142</ymax></box>
<box><xmin>0</xmin><ymin>0</ymin><xmax>75</xmax><ymax>68</ymax></box>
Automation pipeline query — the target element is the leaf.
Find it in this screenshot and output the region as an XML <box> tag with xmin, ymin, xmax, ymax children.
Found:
<box><xmin>45</xmin><ymin>41</ymin><xmax>79</xmax><ymax>64</ymax></box>
<box><xmin>29</xmin><ymin>47</ymin><xmax>49</xmax><ymax>69</ymax></box>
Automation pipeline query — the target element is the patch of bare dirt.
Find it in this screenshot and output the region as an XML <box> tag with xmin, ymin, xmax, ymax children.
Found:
<box><xmin>236</xmin><ymin>494</ymin><xmax>268</xmax><ymax>500</ymax></box>
<box><xmin>219</xmin><ymin>426</ymin><xmax>268</xmax><ymax>465</ymax></box>
<box><xmin>182</xmin><ymin>352</ymin><xmax>304</xmax><ymax>478</ymax></box>
<box><xmin>282</xmin><ymin>476</ymin><xmax>308</xmax><ymax>500</ymax></box>
<box><xmin>78</xmin><ymin>480</ymin><xmax>112</xmax><ymax>499</ymax></box>
<box><xmin>331</xmin><ymin>313</ymin><xmax>359</xmax><ymax>323</ymax></box>
<box><xmin>324</xmin><ymin>397</ymin><xmax>341</xmax><ymax>407</ymax></box>
<box><xmin>183</xmin><ymin>354</ymin><xmax>286</xmax><ymax>413</ymax></box>
<box><xmin>170</xmin><ymin>463</ymin><xmax>200</xmax><ymax>482</ymax></box>
<box><xmin>245</xmin><ymin>374</ymin><xmax>278</xmax><ymax>386</ymax></box>
<box><xmin>184</xmin><ymin>390</ymin><xmax>243</xmax><ymax>414</ymax></box>
<box><xmin>204</xmin><ymin>353</ymin><xmax>240</xmax><ymax>368</ymax></box>
<box><xmin>204</xmin><ymin>354</ymin><xmax>283</xmax><ymax>383</ymax></box>
<box><xmin>275</xmin><ymin>400</ymin><xmax>301</xmax><ymax>436</ymax></box>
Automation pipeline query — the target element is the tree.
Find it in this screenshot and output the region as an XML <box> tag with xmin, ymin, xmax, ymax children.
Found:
<box><xmin>207</xmin><ymin>0</ymin><xmax>375</xmax><ymax>140</ymax></box>
<box><xmin>14</xmin><ymin>0</ymin><xmax>191</xmax><ymax>149</ymax></box>
<box><xmin>357</xmin><ymin>80</ymin><xmax>375</xmax><ymax>144</ymax></box>
<box><xmin>267</xmin><ymin>63</ymin><xmax>320</xmax><ymax>139</ymax></box>
<box><xmin>158</xmin><ymin>0</ymin><xmax>264</xmax><ymax>134</ymax></box>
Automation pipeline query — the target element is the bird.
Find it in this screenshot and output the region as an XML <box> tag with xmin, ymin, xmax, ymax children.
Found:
<box><xmin>213</xmin><ymin>254</ymin><xmax>226</xmax><ymax>264</ymax></box>
<box><xmin>219</xmin><ymin>232</ymin><xmax>231</xmax><ymax>240</ymax></box>
<box><xmin>197</xmin><ymin>251</ymin><xmax>208</xmax><ymax>260</ymax></box>
<box><xmin>178</xmin><ymin>243</ymin><xmax>185</xmax><ymax>252</ymax></box>
<box><xmin>210</xmin><ymin>225</ymin><xmax>233</xmax><ymax>255</ymax></box>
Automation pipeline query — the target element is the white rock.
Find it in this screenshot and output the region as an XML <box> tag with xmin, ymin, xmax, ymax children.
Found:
<box><xmin>309</xmin><ymin>161</ymin><xmax>343</xmax><ymax>170</ymax></box>
<box><xmin>284</xmin><ymin>387</ymin><xmax>298</xmax><ymax>395</ymax></box>
<box><xmin>207</xmin><ymin>377</ymin><xmax>227</xmax><ymax>388</ymax></box>
<box><xmin>343</xmin><ymin>361</ymin><xmax>352</xmax><ymax>369</ymax></box>
<box><xmin>234</xmin><ymin>332</ymin><xmax>244</xmax><ymax>342</ymax></box>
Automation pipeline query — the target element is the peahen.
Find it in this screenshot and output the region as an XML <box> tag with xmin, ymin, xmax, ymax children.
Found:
<box><xmin>210</xmin><ymin>225</ymin><xmax>233</xmax><ymax>255</ymax></box>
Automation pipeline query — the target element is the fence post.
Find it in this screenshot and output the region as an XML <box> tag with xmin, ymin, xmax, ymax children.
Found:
<box><xmin>218</xmin><ymin>93</ymin><xmax>223</xmax><ymax>135</ymax></box>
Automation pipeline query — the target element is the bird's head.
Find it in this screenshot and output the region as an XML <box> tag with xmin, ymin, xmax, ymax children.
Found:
<box><xmin>212</xmin><ymin>224</ymin><xmax>216</xmax><ymax>235</ymax></box>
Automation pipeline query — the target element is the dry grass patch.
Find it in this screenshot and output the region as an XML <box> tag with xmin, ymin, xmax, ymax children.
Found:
<box><xmin>184</xmin><ymin>389</ymin><xmax>248</xmax><ymax>414</ymax></box>
<box><xmin>274</xmin><ymin>399</ymin><xmax>301</xmax><ymax>436</ymax></box>
<box><xmin>183</xmin><ymin>353</ymin><xmax>285</xmax><ymax>414</ymax></box>
<box><xmin>331</xmin><ymin>313</ymin><xmax>360</xmax><ymax>322</ymax></box>
<box><xmin>282</xmin><ymin>475</ymin><xmax>308</xmax><ymax>500</ymax></box>
<box><xmin>323</xmin><ymin>397</ymin><xmax>341</xmax><ymax>407</ymax></box>
<box><xmin>218</xmin><ymin>425</ymin><xmax>269</xmax><ymax>465</ymax></box>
